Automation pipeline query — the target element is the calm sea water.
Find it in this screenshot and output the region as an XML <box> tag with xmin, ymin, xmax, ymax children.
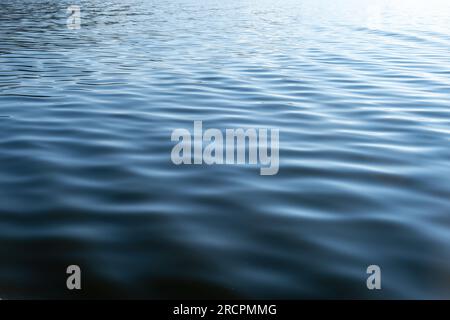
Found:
<box><xmin>1</xmin><ymin>0</ymin><xmax>450</xmax><ymax>299</ymax></box>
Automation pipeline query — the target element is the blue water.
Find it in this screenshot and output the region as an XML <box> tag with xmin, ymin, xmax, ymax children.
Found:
<box><xmin>1</xmin><ymin>0</ymin><xmax>450</xmax><ymax>299</ymax></box>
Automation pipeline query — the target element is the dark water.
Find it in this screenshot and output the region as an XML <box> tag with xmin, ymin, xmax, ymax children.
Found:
<box><xmin>1</xmin><ymin>0</ymin><xmax>450</xmax><ymax>299</ymax></box>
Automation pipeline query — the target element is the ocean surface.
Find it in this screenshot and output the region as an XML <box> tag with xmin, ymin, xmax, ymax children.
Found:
<box><xmin>1</xmin><ymin>0</ymin><xmax>450</xmax><ymax>299</ymax></box>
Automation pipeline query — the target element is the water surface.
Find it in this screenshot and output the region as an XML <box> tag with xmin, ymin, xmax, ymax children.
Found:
<box><xmin>1</xmin><ymin>0</ymin><xmax>450</xmax><ymax>299</ymax></box>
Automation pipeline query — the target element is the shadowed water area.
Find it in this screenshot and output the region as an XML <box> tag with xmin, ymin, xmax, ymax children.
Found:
<box><xmin>1</xmin><ymin>0</ymin><xmax>450</xmax><ymax>299</ymax></box>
